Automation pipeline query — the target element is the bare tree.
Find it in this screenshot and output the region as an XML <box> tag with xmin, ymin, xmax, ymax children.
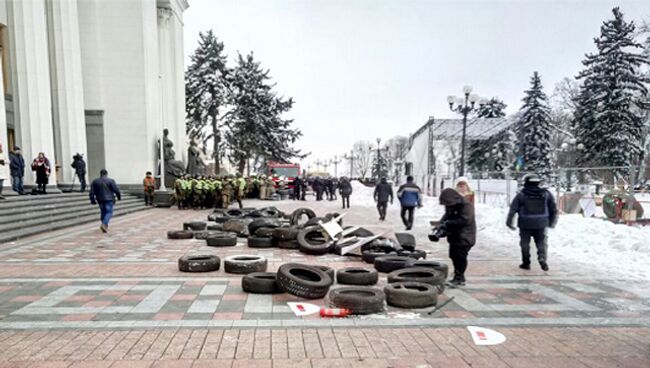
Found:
<box><xmin>352</xmin><ymin>140</ymin><xmax>373</xmax><ymax>179</ymax></box>
<box><xmin>384</xmin><ymin>136</ymin><xmax>409</xmax><ymax>182</ymax></box>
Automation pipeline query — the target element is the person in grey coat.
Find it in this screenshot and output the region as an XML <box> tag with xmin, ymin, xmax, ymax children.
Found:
<box><xmin>339</xmin><ymin>177</ymin><xmax>352</xmax><ymax>209</ymax></box>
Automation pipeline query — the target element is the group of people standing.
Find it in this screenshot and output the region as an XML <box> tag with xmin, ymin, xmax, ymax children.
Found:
<box><xmin>0</xmin><ymin>144</ymin><xmax>88</xmax><ymax>198</ymax></box>
<box><xmin>297</xmin><ymin>176</ymin><xmax>353</xmax><ymax>209</ymax></box>
<box><xmin>172</xmin><ymin>174</ymin><xmax>248</xmax><ymax>210</ymax></box>
<box><xmin>373</xmin><ymin>174</ymin><xmax>557</xmax><ymax>288</ymax></box>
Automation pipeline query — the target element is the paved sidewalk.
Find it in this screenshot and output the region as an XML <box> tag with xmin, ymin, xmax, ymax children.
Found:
<box><xmin>0</xmin><ymin>198</ymin><xmax>648</xmax><ymax>367</ymax></box>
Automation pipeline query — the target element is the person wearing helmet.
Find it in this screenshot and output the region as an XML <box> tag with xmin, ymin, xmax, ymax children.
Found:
<box><xmin>506</xmin><ymin>174</ymin><xmax>558</xmax><ymax>271</ymax></box>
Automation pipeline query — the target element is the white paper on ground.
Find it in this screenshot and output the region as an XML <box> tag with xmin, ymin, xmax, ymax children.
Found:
<box><xmin>319</xmin><ymin>215</ymin><xmax>345</xmax><ymax>239</ymax></box>
<box><xmin>287</xmin><ymin>302</ymin><xmax>320</xmax><ymax>316</ymax></box>
<box><xmin>467</xmin><ymin>326</ymin><xmax>506</xmax><ymax>345</ymax></box>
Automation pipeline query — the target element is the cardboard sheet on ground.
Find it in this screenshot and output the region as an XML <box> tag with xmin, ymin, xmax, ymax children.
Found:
<box><xmin>467</xmin><ymin>326</ymin><xmax>506</xmax><ymax>346</ymax></box>
<box><xmin>318</xmin><ymin>214</ymin><xmax>346</xmax><ymax>238</ymax></box>
<box><xmin>287</xmin><ymin>302</ymin><xmax>320</xmax><ymax>316</ymax></box>
<box><xmin>579</xmin><ymin>198</ymin><xmax>596</xmax><ymax>218</ymax></box>
<box><xmin>339</xmin><ymin>232</ymin><xmax>389</xmax><ymax>255</ymax></box>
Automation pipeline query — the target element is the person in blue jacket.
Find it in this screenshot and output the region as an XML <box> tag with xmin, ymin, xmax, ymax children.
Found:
<box><xmin>396</xmin><ymin>176</ymin><xmax>422</xmax><ymax>230</ymax></box>
<box><xmin>506</xmin><ymin>174</ymin><xmax>558</xmax><ymax>271</ymax></box>
<box><xmin>89</xmin><ymin>169</ymin><xmax>121</xmax><ymax>233</ymax></box>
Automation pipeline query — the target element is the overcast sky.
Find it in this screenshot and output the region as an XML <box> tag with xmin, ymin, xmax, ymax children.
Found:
<box><xmin>183</xmin><ymin>0</ymin><xmax>650</xmax><ymax>170</ymax></box>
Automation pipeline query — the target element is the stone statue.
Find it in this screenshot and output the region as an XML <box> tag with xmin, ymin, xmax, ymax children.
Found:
<box><xmin>186</xmin><ymin>139</ymin><xmax>206</xmax><ymax>176</ymax></box>
<box><xmin>157</xmin><ymin>128</ymin><xmax>185</xmax><ymax>188</ymax></box>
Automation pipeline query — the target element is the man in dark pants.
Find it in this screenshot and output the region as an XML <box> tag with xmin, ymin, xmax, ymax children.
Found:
<box><xmin>339</xmin><ymin>177</ymin><xmax>352</xmax><ymax>208</ymax></box>
<box><xmin>9</xmin><ymin>146</ymin><xmax>26</xmax><ymax>195</ymax></box>
<box><xmin>373</xmin><ymin>177</ymin><xmax>393</xmax><ymax>221</ymax></box>
<box><xmin>507</xmin><ymin>174</ymin><xmax>558</xmax><ymax>271</ymax></box>
<box><xmin>437</xmin><ymin>188</ymin><xmax>476</xmax><ymax>287</ymax></box>
<box><xmin>397</xmin><ymin>176</ymin><xmax>422</xmax><ymax>230</ymax></box>
<box><xmin>71</xmin><ymin>153</ymin><xmax>87</xmax><ymax>192</ymax></box>
<box><xmin>293</xmin><ymin>177</ymin><xmax>302</xmax><ymax>200</ymax></box>
<box><xmin>89</xmin><ymin>169</ymin><xmax>121</xmax><ymax>233</ymax></box>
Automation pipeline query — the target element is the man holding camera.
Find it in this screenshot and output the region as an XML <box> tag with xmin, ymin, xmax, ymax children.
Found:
<box><xmin>506</xmin><ymin>174</ymin><xmax>557</xmax><ymax>271</ymax></box>
<box><xmin>431</xmin><ymin>187</ymin><xmax>476</xmax><ymax>287</ymax></box>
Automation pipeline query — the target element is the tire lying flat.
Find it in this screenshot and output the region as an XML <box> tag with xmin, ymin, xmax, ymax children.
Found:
<box><xmin>387</xmin><ymin>267</ymin><xmax>446</xmax><ymax>294</ymax></box>
<box><xmin>183</xmin><ymin>221</ymin><xmax>207</xmax><ymax>231</ymax></box>
<box><xmin>374</xmin><ymin>255</ymin><xmax>411</xmax><ymax>273</ymax></box>
<box><xmin>178</xmin><ymin>255</ymin><xmax>220</xmax><ymax>272</ymax></box>
<box><xmin>328</xmin><ymin>287</ymin><xmax>385</xmax><ymax>315</ymax></box>
<box><xmin>404</xmin><ymin>259</ymin><xmax>449</xmax><ymax>279</ymax></box>
<box><xmin>247</xmin><ymin>236</ymin><xmax>275</xmax><ymax>248</ymax></box>
<box><xmin>336</xmin><ymin>267</ymin><xmax>379</xmax><ymax>285</ymax></box>
<box><xmin>242</xmin><ymin>272</ymin><xmax>281</xmax><ymax>294</ymax></box>
<box><xmin>276</xmin><ymin>263</ymin><xmax>331</xmax><ymax>299</ymax></box>
<box><xmin>205</xmin><ymin>233</ymin><xmax>238</xmax><ymax>247</ymax></box>
<box><xmin>224</xmin><ymin>255</ymin><xmax>268</xmax><ymax>274</ymax></box>
<box><xmin>384</xmin><ymin>282</ymin><xmax>438</xmax><ymax>308</ymax></box>
<box><xmin>167</xmin><ymin>230</ymin><xmax>194</xmax><ymax>239</ymax></box>
<box><xmin>312</xmin><ymin>265</ymin><xmax>335</xmax><ymax>285</ymax></box>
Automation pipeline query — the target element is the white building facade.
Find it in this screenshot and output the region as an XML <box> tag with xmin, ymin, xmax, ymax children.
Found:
<box><xmin>0</xmin><ymin>0</ymin><xmax>188</xmax><ymax>191</ymax></box>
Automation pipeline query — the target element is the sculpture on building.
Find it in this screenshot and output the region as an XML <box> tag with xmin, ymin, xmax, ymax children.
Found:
<box><xmin>186</xmin><ymin>139</ymin><xmax>206</xmax><ymax>176</ymax></box>
<box><xmin>158</xmin><ymin>129</ymin><xmax>185</xmax><ymax>188</ymax></box>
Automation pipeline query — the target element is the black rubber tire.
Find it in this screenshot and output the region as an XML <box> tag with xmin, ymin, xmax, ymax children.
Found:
<box><xmin>226</xmin><ymin>209</ymin><xmax>244</xmax><ymax>217</ymax></box>
<box><xmin>167</xmin><ymin>230</ymin><xmax>194</xmax><ymax>239</ymax></box>
<box><xmin>259</xmin><ymin>207</ymin><xmax>282</xmax><ymax>218</ymax></box>
<box><xmin>193</xmin><ymin>230</ymin><xmax>224</xmax><ymax>240</ymax></box>
<box><xmin>277</xmin><ymin>240</ymin><xmax>300</xmax><ymax>249</ymax></box>
<box><xmin>374</xmin><ymin>256</ymin><xmax>411</xmax><ymax>273</ymax></box>
<box><xmin>312</xmin><ymin>265</ymin><xmax>335</xmax><ymax>285</ymax></box>
<box><xmin>290</xmin><ymin>208</ymin><xmax>317</xmax><ymax>226</ymax></box>
<box><xmin>361</xmin><ymin>249</ymin><xmax>397</xmax><ymax>264</ymax></box>
<box><xmin>207</xmin><ymin>223</ymin><xmax>224</xmax><ymax>231</ymax></box>
<box><xmin>254</xmin><ymin>227</ymin><xmax>276</xmax><ymax>237</ymax></box>
<box><xmin>328</xmin><ymin>287</ymin><xmax>385</xmax><ymax>315</ymax></box>
<box><xmin>276</xmin><ymin>263</ymin><xmax>331</xmax><ymax>299</ymax></box>
<box><xmin>178</xmin><ymin>254</ymin><xmax>220</xmax><ymax>272</ymax></box>
<box><xmin>183</xmin><ymin>221</ymin><xmax>207</xmax><ymax>231</ymax></box>
<box><xmin>208</xmin><ymin>214</ymin><xmax>230</xmax><ymax>223</ymax></box>
<box><xmin>304</xmin><ymin>216</ymin><xmax>327</xmax><ymax>227</ymax></box>
<box><xmin>336</xmin><ymin>267</ymin><xmax>379</xmax><ymax>285</ymax></box>
<box><xmin>394</xmin><ymin>232</ymin><xmax>416</xmax><ymax>250</ymax></box>
<box><xmin>346</xmin><ymin>227</ymin><xmax>374</xmax><ymax>238</ymax></box>
<box><xmin>397</xmin><ymin>249</ymin><xmax>427</xmax><ymax>260</ymax></box>
<box><xmin>205</xmin><ymin>233</ymin><xmax>238</xmax><ymax>247</ymax></box>
<box><xmin>297</xmin><ymin>226</ymin><xmax>332</xmax><ymax>255</ymax></box>
<box><xmin>242</xmin><ymin>272</ymin><xmax>281</xmax><ymax>294</ymax></box>
<box><xmin>247</xmin><ymin>236</ymin><xmax>275</xmax><ymax>248</ymax></box>
<box><xmin>223</xmin><ymin>220</ymin><xmax>250</xmax><ymax>236</ymax></box>
<box><xmin>384</xmin><ymin>282</ymin><xmax>438</xmax><ymax>308</ymax></box>
<box><xmin>387</xmin><ymin>267</ymin><xmax>446</xmax><ymax>294</ymax></box>
<box><xmin>272</xmin><ymin>227</ymin><xmax>300</xmax><ymax>241</ymax></box>
<box><xmin>248</xmin><ymin>218</ymin><xmax>281</xmax><ymax>235</ymax></box>
<box><xmin>224</xmin><ymin>255</ymin><xmax>268</xmax><ymax>274</ymax></box>
<box><xmin>404</xmin><ymin>260</ymin><xmax>449</xmax><ymax>279</ymax></box>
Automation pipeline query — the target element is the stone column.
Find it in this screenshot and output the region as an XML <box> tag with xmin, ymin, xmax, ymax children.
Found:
<box><xmin>47</xmin><ymin>0</ymin><xmax>88</xmax><ymax>186</ymax></box>
<box><xmin>0</xmin><ymin>53</ymin><xmax>10</xmax><ymax>193</ymax></box>
<box><xmin>7</xmin><ymin>0</ymin><xmax>57</xmax><ymax>188</ymax></box>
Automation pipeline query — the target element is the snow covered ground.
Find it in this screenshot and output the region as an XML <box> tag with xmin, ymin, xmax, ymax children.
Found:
<box><xmin>351</xmin><ymin>180</ymin><xmax>650</xmax><ymax>281</ymax></box>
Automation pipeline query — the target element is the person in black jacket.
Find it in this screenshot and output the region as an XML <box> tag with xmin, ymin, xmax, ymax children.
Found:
<box><xmin>339</xmin><ymin>177</ymin><xmax>352</xmax><ymax>208</ymax></box>
<box><xmin>373</xmin><ymin>177</ymin><xmax>393</xmax><ymax>221</ymax></box>
<box><xmin>506</xmin><ymin>174</ymin><xmax>558</xmax><ymax>271</ymax></box>
<box><xmin>435</xmin><ymin>188</ymin><xmax>476</xmax><ymax>287</ymax></box>
<box><xmin>293</xmin><ymin>177</ymin><xmax>302</xmax><ymax>200</ymax></box>
<box><xmin>89</xmin><ymin>169</ymin><xmax>121</xmax><ymax>233</ymax></box>
<box><xmin>71</xmin><ymin>153</ymin><xmax>87</xmax><ymax>192</ymax></box>
<box><xmin>9</xmin><ymin>147</ymin><xmax>26</xmax><ymax>195</ymax></box>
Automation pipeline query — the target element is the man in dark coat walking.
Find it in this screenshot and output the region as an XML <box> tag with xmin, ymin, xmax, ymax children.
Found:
<box><xmin>437</xmin><ymin>188</ymin><xmax>476</xmax><ymax>287</ymax></box>
<box><xmin>507</xmin><ymin>174</ymin><xmax>558</xmax><ymax>271</ymax></box>
<box><xmin>71</xmin><ymin>153</ymin><xmax>87</xmax><ymax>192</ymax></box>
<box><xmin>397</xmin><ymin>176</ymin><xmax>422</xmax><ymax>230</ymax></box>
<box><xmin>339</xmin><ymin>177</ymin><xmax>352</xmax><ymax>209</ymax></box>
<box><xmin>89</xmin><ymin>169</ymin><xmax>121</xmax><ymax>233</ymax></box>
<box><xmin>373</xmin><ymin>177</ymin><xmax>393</xmax><ymax>220</ymax></box>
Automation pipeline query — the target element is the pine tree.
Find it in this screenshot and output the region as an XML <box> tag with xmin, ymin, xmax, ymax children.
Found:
<box><xmin>467</xmin><ymin>97</ymin><xmax>507</xmax><ymax>174</ymax></box>
<box><xmin>518</xmin><ymin>72</ymin><xmax>553</xmax><ymax>178</ymax></box>
<box><xmin>225</xmin><ymin>52</ymin><xmax>304</xmax><ymax>173</ymax></box>
<box><xmin>573</xmin><ymin>7</ymin><xmax>649</xmax><ymax>182</ymax></box>
<box><xmin>371</xmin><ymin>150</ymin><xmax>389</xmax><ymax>180</ymax></box>
<box><xmin>185</xmin><ymin>30</ymin><xmax>229</xmax><ymax>174</ymax></box>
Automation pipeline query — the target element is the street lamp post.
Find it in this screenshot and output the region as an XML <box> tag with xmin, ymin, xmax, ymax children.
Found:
<box><xmin>343</xmin><ymin>150</ymin><xmax>357</xmax><ymax>178</ymax></box>
<box><xmin>323</xmin><ymin>160</ymin><xmax>331</xmax><ymax>175</ymax></box>
<box><xmin>331</xmin><ymin>156</ymin><xmax>341</xmax><ymax>177</ymax></box>
<box><xmin>315</xmin><ymin>159</ymin><xmax>323</xmax><ymax>172</ymax></box>
<box><xmin>375</xmin><ymin>138</ymin><xmax>382</xmax><ymax>180</ymax></box>
<box><xmin>447</xmin><ymin>86</ymin><xmax>487</xmax><ymax>176</ymax></box>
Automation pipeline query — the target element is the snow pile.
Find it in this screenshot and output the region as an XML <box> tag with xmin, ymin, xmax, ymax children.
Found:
<box><xmin>350</xmin><ymin>180</ymin><xmax>379</xmax><ymax>208</ymax></box>
<box><xmin>474</xmin><ymin>203</ymin><xmax>650</xmax><ymax>280</ymax></box>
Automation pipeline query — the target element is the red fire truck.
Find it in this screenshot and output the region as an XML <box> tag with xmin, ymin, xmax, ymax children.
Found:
<box><xmin>267</xmin><ymin>161</ymin><xmax>301</xmax><ymax>189</ymax></box>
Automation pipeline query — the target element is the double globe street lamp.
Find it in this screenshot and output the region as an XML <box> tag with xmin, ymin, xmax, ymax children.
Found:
<box><xmin>447</xmin><ymin>86</ymin><xmax>488</xmax><ymax>176</ymax></box>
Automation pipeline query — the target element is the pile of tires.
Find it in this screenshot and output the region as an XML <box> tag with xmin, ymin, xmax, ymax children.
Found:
<box><xmin>276</xmin><ymin>263</ymin><xmax>332</xmax><ymax>299</ymax></box>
